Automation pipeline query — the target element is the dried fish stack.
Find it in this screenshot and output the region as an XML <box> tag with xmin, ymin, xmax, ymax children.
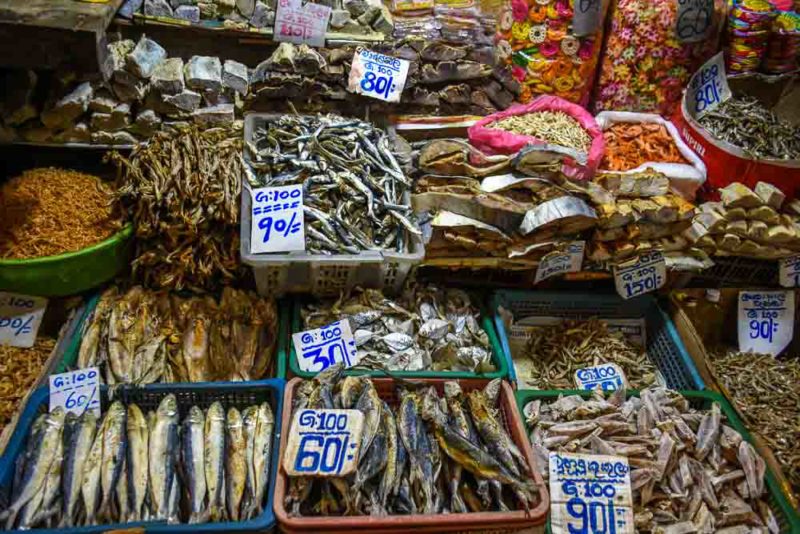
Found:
<box><xmin>285</xmin><ymin>371</ymin><xmax>539</xmax><ymax>516</ymax></box>
<box><xmin>301</xmin><ymin>285</ymin><xmax>494</xmax><ymax>373</ymax></box>
<box><xmin>76</xmin><ymin>286</ymin><xmax>278</xmax><ymax>384</ymax></box>
<box><xmin>518</xmin><ymin>318</ymin><xmax>657</xmax><ymax>390</ymax></box>
<box><xmin>246</xmin><ymin>113</ymin><xmax>420</xmax><ymax>255</ymax></box>
<box><xmin>0</xmin><ymin>339</ymin><xmax>55</xmax><ymax>435</ymax></box>
<box><xmin>110</xmin><ymin>125</ymin><xmax>244</xmax><ymax>291</ymax></box>
<box><xmin>708</xmin><ymin>349</ymin><xmax>800</xmax><ymax>501</ymax></box>
<box><xmin>524</xmin><ymin>387</ymin><xmax>782</xmax><ymax>533</ymax></box>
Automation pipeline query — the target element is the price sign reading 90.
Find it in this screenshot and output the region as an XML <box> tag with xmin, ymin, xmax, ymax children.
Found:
<box><xmin>250</xmin><ymin>184</ymin><xmax>305</xmax><ymax>254</ymax></box>
<box><xmin>738</xmin><ymin>291</ymin><xmax>794</xmax><ymax>357</ymax></box>
<box><xmin>0</xmin><ymin>291</ymin><xmax>47</xmax><ymax>348</ymax></box>
<box><xmin>283</xmin><ymin>408</ymin><xmax>364</xmax><ymax>477</ymax></box>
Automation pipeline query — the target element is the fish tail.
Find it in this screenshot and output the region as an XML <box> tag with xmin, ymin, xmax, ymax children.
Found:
<box><xmin>1</xmin><ymin>507</ymin><xmax>18</xmax><ymax>530</ymax></box>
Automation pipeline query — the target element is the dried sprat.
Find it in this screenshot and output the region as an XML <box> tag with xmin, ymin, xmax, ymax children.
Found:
<box><xmin>109</xmin><ymin>125</ymin><xmax>245</xmax><ymax>291</ymax></box>
<box><xmin>0</xmin><ymin>338</ymin><xmax>55</xmax><ymax>434</ymax></box>
<box><xmin>488</xmin><ymin>111</ymin><xmax>592</xmax><ymax>153</ymax></box>
<box><xmin>708</xmin><ymin>349</ymin><xmax>800</xmax><ymax>502</ymax></box>
<box><xmin>0</xmin><ymin>168</ymin><xmax>121</xmax><ymax>259</ymax></box>
<box><xmin>521</xmin><ymin>318</ymin><xmax>656</xmax><ymax>390</ymax></box>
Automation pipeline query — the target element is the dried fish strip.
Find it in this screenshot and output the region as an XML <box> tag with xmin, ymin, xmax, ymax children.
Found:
<box><xmin>0</xmin><ymin>338</ymin><xmax>55</xmax><ymax>435</ymax></box>
<box><xmin>708</xmin><ymin>349</ymin><xmax>800</xmax><ymax>502</ymax></box>
<box><xmin>488</xmin><ymin>111</ymin><xmax>592</xmax><ymax>153</ymax></box>
<box><xmin>520</xmin><ymin>318</ymin><xmax>656</xmax><ymax>389</ymax></box>
<box><xmin>246</xmin><ymin>114</ymin><xmax>419</xmax><ymax>254</ymax></box>
<box><xmin>76</xmin><ymin>285</ymin><xmax>278</xmax><ymax>385</ymax></box>
<box><xmin>525</xmin><ymin>387</ymin><xmax>781</xmax><ymax>533</ymax></box>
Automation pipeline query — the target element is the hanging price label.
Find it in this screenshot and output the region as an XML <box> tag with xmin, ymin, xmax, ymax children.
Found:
<box><xmin>572</xmin><ymin>0</ymin><xmax>604</xmax><ymax>37</ymax></box>
<box><xmin>687</xmin><ymin>52</ymin><xmax>731</xmax><ymax>119</ymax></box>
<box><xmin>347</xmin><ymin>47</ymin><xmax>409</xmax><ymax>103</ymax></box>
<box><xmin>738</xmin><ymin>291</ymin><xmax>794</xmax><ymax>356</ymax></box>
<box><xmin>574</xmin><ymin>363</ymin><xmax>627</xmax><ymax>392</ymax></box>
<box><xmin>273</xmin><ymin>0</ymin><xmax>331</xmax><ymax>48</ymax></box>
<box><xmin>284</xmin><ymin>408</ymin><xmax>364</xmax><ymax>476</ymax></box>
<box><xmin>535</xmin><ymin>241</ymin><xmax>585</xmax><ymax>284</ymax></box>
<box><xmin>613</xmin><ymin>251</ymin><xmax>666</xmax><ymax>300</ymax></box>
<box><xmin>549</xmin><ymin>452</ymin><xmax>634</xmax><ymax>534</ymax></box>
<box><xmin>49</xmin><ymin>367</ymin><xmax>101</xmax><ymax>416</ymax></box>
<box><xmin>779</xmin><ymin>256</ymin><xmax>800</xmax><ymax>288</ymax></box>
<box><xmin>676</xmin><ymin>0</ymin><xmax>715</xmax><ymax>43</ymax></box>
<box><xmin>0</xmin><ymin>292</ymin><xmax>47</xmax><ymax>348</ymax></box>
<box><xmin>250</xmin><ymin>185</ymin><xmax>305</xmax><ymax>254</ymax></box>
<box><xmin>293</xmin><ymin>319</ymin><xmax>359</xmax><ymax>373</ymax></box>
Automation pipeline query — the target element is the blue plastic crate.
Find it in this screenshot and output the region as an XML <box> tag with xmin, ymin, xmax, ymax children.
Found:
<box><xmin>491</xmin><ymin>290</ymin><xmax>705</xmax><ymax>390</ymax></box>
<box><xmin>0</xmin><ymin>379</ymin><xmax>285</xmax><ymax>533</ymax></box>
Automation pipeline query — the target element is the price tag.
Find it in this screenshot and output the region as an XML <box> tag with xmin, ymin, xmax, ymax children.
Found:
<box><xmin>549</xmin><ymin>452</ymin><xmax>634</xmax><ymax>534</ymax></box>
<box><xmin>738</xmin><ymin>291</ymin><xmax>794</xmax><ymax>356</ymax></box>
<box><xmin>676</xmin><ymin>0</ymin><xmax>715</xmax><ymax>43</ymax></box>
<box><xmin>273</xmin><ymin>0</ymin><xmax>331</xmax><ymax>48</ymax></box>
<box><xmin>535</xmin><ymin>241</ymin><xmax>585</xmax><ymax>284</ymax></box>
<box><xmin>0</xmin><ymin>292</ymin><xmax>47</xmax><ymax>348</ymax></box>
<box><xmin>250</xmin><ymin>185</ymin><xmax>305</xmax><ymax>254</ymax></box>
<box><xmin>284</xmin><ymin>408</ymin><xmax>364</xmax><ymax>476</ymax></box>
<box><xmin>49</xmin><ymin>367</ymin><xmax>101</xmax><ymax>416</ymax></box>
<box><xmin>779</xmin><ymin>256</ymin><xmax>800</xmax><ymax>288</ymax></box>
<box><xmin>293</xmin><ymin>319</ymin><xmax>359</xmax><ymax>373</ymax></box>
<box><xmin>687</xmin><ymin>52</ymin><xmax>731</xmax><ymax>119</ymax></box>
<box><xmin>574</xmin><ymin>363</ymin><xmax>627</xmax><ymax>392</ymax></box>
<box><xmin>572</xmin><ymin>0</ymin><xmax>604</xmax><ymax>37</ymax></box>
<box><xmin>613</xmin><ymin>251</ymin><xmax>666</xmax><ymax>300</ymax></box>
<box><xmin>347</xmin><ymin>47</ymin><xmax>410</xmax><ymax>103</ymax></box>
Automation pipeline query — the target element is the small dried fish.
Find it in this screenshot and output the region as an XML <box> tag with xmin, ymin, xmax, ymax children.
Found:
<box><xmin>489</xmin><ymin>111</ymin><xmax>592</xmax><ymax>153</ymax></box>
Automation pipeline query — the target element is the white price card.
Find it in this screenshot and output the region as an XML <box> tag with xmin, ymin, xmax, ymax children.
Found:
<box><xmin>676</xmin><ymin>0</ymin><xmax>715</xmax><ymax>43</ymax></box>
<box><xmin>574</xmin><ymin>363</ymin><xmax>627</xmax><ymax>392</ymax></box>
<box><xmin>250</xmin><ymin>185</ymin><xmax>305</xmax><ymax>254</ymax></box>
<box><xmin>273</xmin><ymin>0</ymin><xmax>331</xmax><ymax>48</ymax></box>
<box><xmin>49</xmin><ymin>367</ymin><xmax>101</xmax><ymax>416</ymax></box>
<box><xmin>613</xmin><ymin>251</ymin><xmax>666</xmax><ymax>300</ymax></box>
<box><xmin>572</xmin><ymin>0</ymin><xmax>604</xmax><ymax>37</ymax></box>
<box><xmin>284</xmin><ymin>408</ymin><xmax>364</xmax><ymax>476</ymax></box>
<box><xmin>549</xmin><ymin>452</ymin><xmax>634</xmax><ymax>534</ymax></box>
<box><xmin>293</xmin><ymin>319</ymin><xmax>359</xmax><ymax>373</ymax></box>
<box><xmin>347</xmin><ymin>47</ymin><xmax>409</xmax><ymax>103</ymax></box>
<box><xmin>535</xmin><ymin>241</ymin><xmax>585</xmax><ymax>284</ymax></box>
<box><xmin>779</xmin><ymin>256</ymin><xmax>800</xmax><ymax>288</ymax></box>
<box><xmin>687</xmin><ymin>52</ymin><xmax>731</xmax><ymax>119</ymax></box>
<box><xmin>738</xmin><ymin>291</ymin><xmax>794</xmax><ymax>356</ymax></box>
<box><xmin>0</xmin><ymin>292</ymin><xmax>47</xmax><ymax>348</ymax></box>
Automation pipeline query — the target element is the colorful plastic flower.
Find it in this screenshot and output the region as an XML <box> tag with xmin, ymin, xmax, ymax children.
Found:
<box><xmin>577</xmin><ymin>40</ymin><xmax>594</xmax><ymax>60</ymax></box>
<box><xmin>529</xmin><ymin>24</ymin><xmax>547</xmax><ymax>43</ymax></box>
<box><xmin>554</xmin><ymin>0</ymin><xmax>570</xmax><ymax>18</ymax></box>
<box><xmin>512</xmin><ymin>65</ymin><xmax>527</xmax><ymax>82</ymax></box>
<box><xmin>540</xmin><ymin>41</ymin><xmax>559</xmax><ymax>57</ymax></box>
<box><xmin>529</xmin><ymin>5</ymin><xmax>547</xmax><ymax>22</ymax></box>
<box><xmin>512</xmin><ymin>0</ymin><xmax>528</xmax><ymax>22</ymax></box>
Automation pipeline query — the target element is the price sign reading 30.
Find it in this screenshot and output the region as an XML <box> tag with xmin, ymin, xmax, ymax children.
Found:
<box><xmin>250</xmin><ymin>184</ymin><xmax>305</xmax><ymax>254</ymax></box>
<box><xmin>292</xmin><ymin>319</ymin><xmax>359</xmax><ymax>373</ymax></box>
<box><xmin>284</xmin><ymin>408</ymin><xmax>364</xmax><ymax>477</ymax></box>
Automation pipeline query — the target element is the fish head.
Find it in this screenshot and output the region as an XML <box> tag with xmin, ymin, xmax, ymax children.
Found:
<box><xmin>443</xmin><ymin>381</ymin><xmax>463</xmax><ymax>401</ymax></box>
<box><xmin>227</xmin><ymin>406</ymin><xmax>243</xmax><ymax>426</ymax></box>
<box><xmin>157</xmin><ymin>394</ymin><xmax>179</xmax><ymax>419</ymax></box>
<box><xmin>207</xmin><ymin>401</ymin><xmax>225</xmax><ymax>422</ymax></box>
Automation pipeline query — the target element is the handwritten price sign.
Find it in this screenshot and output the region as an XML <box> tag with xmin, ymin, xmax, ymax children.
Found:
<box><xmin>779</xmin><ymin>256</ymin><xmax>800</xmax><ymax>288</ymax></box>
<box><xmin>574</xmin><ymin>363</ymin><xmax>627</xmax><ymax>392</ymax></box>
<box><xmin>293</xmin><ymin>319</ymin><xmax>359</xmax><ymax>373</ymax></box>
<box><xmin>676</xmin><ymin>0</ymin><xmax>714</xmax><ymax>43</ymax></box>
<box><xmin>284</xmin><ymin>408</ymin><xmax>364</xmax><ymax>477</ymax></box>
<box><xmin>49</xmin><ymin>367</ymin><xmax>101</xmax><ymax>416</ymax></box>
<box><xmin>347</xmin><ymin>47</ymin><xmax>409</xmax><ymax>103</ymax></box>
<box><xmin>549</xmin><ymin>452</ymin><xmax>634</xmax><ymax>534</ymax></box>
<box><xmin>0</xmin><ymin>292</ymin><xmax>47</xmax><ymax>348</ymax></box>
<box><xmin>273</xmin><ymin>0</ymin><xmax>330</xmax><ymax>48</ymax></box>
<box><xmin>613</xmin><ymin>251</ymin><xmax>666</xmax><ymax>300</ymax></box>
<box><xmin>250</xmin><ymin>185</ymin><xmax>305</xmax><ymax>254</ymax></box>
<box><xmin>738</xmin><ymin>291</ymin><xmax>794</xmax><ymax>356</ymax></box>
<box><xmin>535</xmin><ymin>241</ymin><xmax>585</xmax><ymax>284</ymax></box>
<box><xmin>572</xmin><ymin>0</ymin><xmax>604</xmax><ymax>36</ymax></box>
<box><xmin>687</xmin><ymin>52</ymin><xmax>731</xmax><ymax>118</ymax></box>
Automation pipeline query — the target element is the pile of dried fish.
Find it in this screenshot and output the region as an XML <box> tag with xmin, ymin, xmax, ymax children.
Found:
<box><xmin>302</xmin><ymin>285</ymin><xmax>494</xmax><ymax>373</ymax></box>
<box><xmin>524</xmin><ymin>387</ymin><xmax>781</xmax><ymax>533</ymax></box>
<box><xmin>488</xmin><ymin>111</ymin><xmax>592</xmax><ymax>153</ymax></box>
<box><xmin>286</xmin><ymin>370</ymin><xmax>539</xmax><ymax>516</ymax></box>
<box><xmin>709</xmin><ymin>349</ymin><xmax>800</xmax><ymax>501</ymax></box>
<box><xmin>698</xmin><ymin>96</ymin><xmax>800</xmax><ymax>160</ymax></box>
<box><xmin>0</xmin><ymin>395</ymin><xmax>274</xmax><ymax>529</ymax></box>
<box><xmin>109</xmin><ymin>125</ymin><xmax>244</xmax><ymax>291</ymax></box>
<box><xmin>246</xmin><ymin>114</ymin><xmax>419</xmax><ymax>255</ymax></box>
<box><xmin>520</xmin><ymin>318</ymin><xmax>656</xmax><ymax>389</ymax></box>
<box><xmin>0</xmin><ymin>339</ymin><xmax>55</xmax><ymax>435</ymax></box>
<box><xmin>77</xmin><ymin>286</ymin><xmax>278</xmax><ymax>385</ymax></box>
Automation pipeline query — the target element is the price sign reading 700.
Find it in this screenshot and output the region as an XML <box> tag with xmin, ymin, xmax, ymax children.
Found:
<box><xmin>250</xmin><ymin>184</ymin><xmax>306</xmax><ymax>254</ymax></box>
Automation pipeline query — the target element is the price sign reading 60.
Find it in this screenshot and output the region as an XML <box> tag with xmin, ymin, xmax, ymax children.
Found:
<box><xmin>250</xmin><ymin>184</ymin><xmax>306</xmax><ymax>254</ymax></box>
<box><xmin>283</xmin><ymin>408</ymin><xmax>364</xmax><ymax>477</ymax></box>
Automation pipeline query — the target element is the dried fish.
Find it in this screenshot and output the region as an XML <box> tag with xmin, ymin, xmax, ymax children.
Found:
<box><xmin>0</xmin><ymin>338</ymin><xmax>55</xmax><ymax>435</ymax></box>
<box><xmin>488</xmin><ymin>111</ymin><xmax>592</xmax><ymax>153</ymax></box>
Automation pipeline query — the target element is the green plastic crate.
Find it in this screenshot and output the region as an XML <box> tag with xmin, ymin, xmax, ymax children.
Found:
<box><xmin>515</xmin><ymin>388</ymin><xmax>800</xmax><ymax>534</ymax></box>
<box><xmin>287</xmin><ymin>297</ymin><xmax>510</xmax><ymax>380</ymax></box>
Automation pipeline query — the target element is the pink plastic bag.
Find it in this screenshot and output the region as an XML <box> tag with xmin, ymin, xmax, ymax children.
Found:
<box><xmin>467</xmin><ymin>96</ymin><xmax>605</xmax><ymax>180</ymax></box>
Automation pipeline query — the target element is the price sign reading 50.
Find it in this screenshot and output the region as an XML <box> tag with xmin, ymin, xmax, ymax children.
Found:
<box><xmin>283</xmin><ymin>408</ymin><xmax>364</xmax><ymax>477</ymax></box>
<box><xmin>250</xmin><ymin>184</ymin><xmax>306</xmax><ymax>254</ymax></box>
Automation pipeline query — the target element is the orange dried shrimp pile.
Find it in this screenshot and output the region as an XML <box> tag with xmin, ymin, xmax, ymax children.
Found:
<box><xmin>602</xmin><ymin>123</ymin><xmax>689</xmax><ymax>171</ymax></box>
<box><xmin>0</xmin><ymin>168</ymin><xmax>121</xmax><ymax>259</ymax></box>
<box><xmin>0</xmin><ymin>338</ymin><xmax>55</xmax><ymax>433</ymax></box>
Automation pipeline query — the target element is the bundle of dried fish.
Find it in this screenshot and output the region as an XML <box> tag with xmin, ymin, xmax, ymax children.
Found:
<box><xmin>708</xmin><ymin>349</ymin><xmax>800</xmax><ymax>501</ymax></box>
<box><xmin>520</xmin><ymin>318</ymin><xmax>656</xmax><ymax>389</ymax></box>
<box><xmin>286</xmin><ymin>370</ymin><xmax>538</xmax><ymax>516</ymax></box>
<box><xmin>77</xmin><ymin>285</ymin><xmax>278</xmax><ymax>385</ymax></box>
<box><xmin>0</xmin><ymin>394</ymin><xmax>274</xmax><ymax>529</ymax></box>
<box><xmin>109</xmin><ymin>125</ymin><xmax>244</xmax><ymax>291</ymax></box>
<box><xmin>0</xmin><ymin>338</ymin><xmax>55</xmax><ymax>435</ymax></box>
<box><xmin>302</xmin><ymin>285</ymin><xmax>495</xmax><ymax>373</ymax></box>
<box><xmin>488</xmin><ymin>111</ymin><xmax>592</xmax><ymax>153</ymax></box>
<box><xmin>246</xmin><ymin>114</ymin><xmax>419</xmax><ymax>254</ymax></box>
<box><xmin>525</xmin><ymin>387</ymin><xmax>781</xmax><ymax>533</ymax></box>
<box><xmin>698</xmin><ymin>96</ymin><xmax>800</xmax><ymax>160</ymax></box>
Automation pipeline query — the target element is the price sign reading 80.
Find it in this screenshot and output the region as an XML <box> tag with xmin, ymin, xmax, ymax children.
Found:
<box><xmin>347</xmin><ymin>48</ymin><xmax>410</xmax><ymax>103</ymax></box>
<box><xmin>688</xmin><ymin>52</ymin><xmax>731</xmax><ymax>118</ymax></box>
<box><xmin>292</xmin><ymin>319</ymin><xmax>359</xmax><ymax>373</ymax></box>
<box><xmin>250</xmin><ymin>184</ymin><xmax>305</xmax><ymax>254</ymax></box>
<box><xmin>283</xmin><ymin>409</ymin><xmax>364</xmax><ymax>477</ymax></box>
<box><xmin>613</xmin><ymin>251</ymin><xmax>666</xmax><ymax>300</ymax></box>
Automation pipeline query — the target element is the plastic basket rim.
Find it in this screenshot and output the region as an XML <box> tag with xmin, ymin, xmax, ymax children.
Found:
<box><xmin>514</xmin><ymin>387</ymin><xmax>800</xmax><ymax>533</ymax></box>
<box><xmin>286</xmin><ymin>295</ymin><xmax>510</xmax><ymax>380</ymax></box>
<box><xmin>0</xmin><ymin>379</ymin><xmax>286</xmax><ymax>534</ymax></box>
<box><xmin>0</xmin><ymin>224</ymin><xmax>133</xmax><ymax>267</ymax></box>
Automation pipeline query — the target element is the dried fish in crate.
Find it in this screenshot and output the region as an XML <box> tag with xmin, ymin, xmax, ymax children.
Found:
<box><xmin>524</xmin><ymin>387</ymin><xmax>782</xmax><ymax>533</ymax></box>
<box><xmin>301</xmin><ymin>285</ymin><xmax>495</xmax><ymax>373</ymax></box>
<box><xmin>245</xmin><ymin>114</ymin><xmax>419</xmax><ymax>255</ymax></box>
<box><xmin>76</xmin><ymin>285</ymin><xmax>278</xmax><ymax>385</ymax></box>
